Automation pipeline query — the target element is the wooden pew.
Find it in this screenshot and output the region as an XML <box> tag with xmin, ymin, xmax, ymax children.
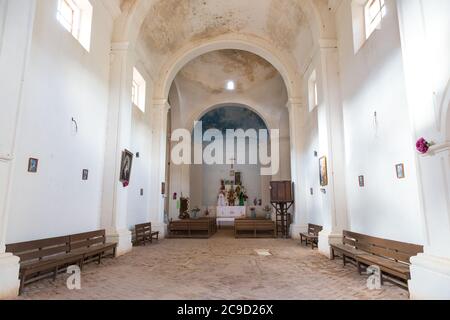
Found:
<box><xmin>7</xmin><ymin>229</ymin><xmax>117</xmax><ymax>294</ymax></box>
<box><xmin>6</xmin><ymin>236</ymin><xmax>84</xmax><ymax>294</ymax></box>
<box><xmin>299</xmin><ymin>224</ymin><xmax>323</xmax><ymax>249</ymax></box>
<box><xmin>330</xmin><ymin>231</ymin><xmax>423</xmax><ymax>288</ymax></box>
<box><xmin>168</xmin><ymin>218</ymin><xmax>217</xmax><ymax>238</ymax></box>
<box><xmin>234</xmin><ymin>219</ymin><xmax>276</xmax><ymax>238</ymax></box>
<box><xmin>330</xmin><ymin>231</ymin><xmax>370</xmax><ymax>266</ymax></box>
<box><xmin>69</xmin><ymin>230</ymin><xmax>117</xmax><ymax>268</ymax></box>
<box><xmin>134</xmin><ymin>222</ymin><xmax>159</xmax><ymax>246</ymax></box>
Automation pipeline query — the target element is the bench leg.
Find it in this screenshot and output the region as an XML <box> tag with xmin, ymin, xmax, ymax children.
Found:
<box><xmin>343</xmin><ymin>255</ymin><xmax>347</xmax><ymax>267</ymax></box>
<box><xmin>53</xmin><ymin>266</ymin><xmax>58</xmax><ymax>281</ymax></box>
<box><xmin>330</xmin><ymin>248</ymin><xmax>335</xmax><ymax>260</ymax></box>
<box><xmin>357</xmin><ymin>261</ymin><xmax>362</xmax><ymax>275</ymax></box>
<box><xmin>19</xmin><ymin>276</ymin><xmax>25</xmax><ymax>295</ymax></box>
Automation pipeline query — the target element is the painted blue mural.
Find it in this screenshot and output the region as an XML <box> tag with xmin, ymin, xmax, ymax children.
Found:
<box><xmin>197</xmin><ymin>106</ymin><xmax>267</xmax><ymax>133</ymax></box>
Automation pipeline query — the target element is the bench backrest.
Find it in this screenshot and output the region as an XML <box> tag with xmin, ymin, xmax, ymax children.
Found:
<box><xmin>235</xmin><ymin>220</ymin><xmax>275</xmax><ymax>229</ymax></box>
<box><xmin>135</xmin><ymin>223</ymin><xmax>153</xmax><ymax>234</ymax></box>
<box><xmin>6</xmin><ymin>236</ymin><xmax>71</xmax><ymax>263</ymax></box>
<box><xmin>308</xmin><ymin>224</ymin><xmax>323</xmax><ymax>236</ymax></box>
<box><xmin>70</xmin><ymin>230</ymin><xmax>106</xmax><ymax>250</ymax></box>
<box><xmin>343</xmin><ymin>230</ymin><xmax>423</xmax><ymax>264</ymax></box>
<box><xmin>169</xmin><ymin>220</ymin><xmax>210</xmax><ymax>230</ymax></box>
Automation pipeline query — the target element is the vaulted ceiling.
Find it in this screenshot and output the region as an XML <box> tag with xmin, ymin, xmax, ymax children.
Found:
<box><xmin>132</xmin><ymin>0</ymin><xmax>317</xmax><ymax>80</ymax></box>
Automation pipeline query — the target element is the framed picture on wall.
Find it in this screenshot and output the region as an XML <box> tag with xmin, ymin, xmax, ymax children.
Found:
<box><xmin>319</xmin><ymin>156</ymin><xmax>328</xmax><ymax>187</ymax></box>
<box><xmin>359</xmin><ymin>175</ymin><xmax>365</xmax><ymax>187</ymax></box>
<box><xmin>82</xmin><ymin>169</ymin><xmax>89</xmax><ymax>181</ymax></box>
<box><xmin>235</xmin><ymin>172</ymin><xmax>242</xmax><ymax>185</ymax></box>
<box><xmin>28</xmin><ymin>158</ymin><xmax>39</xmax><ymax>173</ymax></box>
<box><xmin>396</xmin><ymin>163</ymin><xmax>405</xmax><ymax>179</ymax></box>
<box><xmin>119</xmin><ymin>150</ymin><xmax>133</xmax><ymax>183</ymax></box>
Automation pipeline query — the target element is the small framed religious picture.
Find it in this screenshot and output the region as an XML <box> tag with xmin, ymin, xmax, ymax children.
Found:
<box><xmin>82</xmin><ymin>169</ymin><xmax>89</xmax><ymax>181</ymax></box>
<box><xmin>319</xmin><ymin>156</ymin><xmax>328</xmax><ymax>187</ymax></box>
<box><xmin>359</xmin><ymin>175</ymin><xmax>365</xmax><ymax>187</ymax></box>
<box><xmin>28</xmin><ymin>158</ymin><xmax>39</xmax><ymax>173</ymax></box>
<box><xmin>119</xmin><ymin>150</ymin><xmax>133</xmax><ymax>183</ymax></box>
<box><xmin>235</xmin><ymin>172</ymin><xmax>242</xmax><ymax>185</ymax></box>
<box><xmin>396</xmin><ymin>163</ymin><xmax>405</xmax><ymax>179</ymax></box>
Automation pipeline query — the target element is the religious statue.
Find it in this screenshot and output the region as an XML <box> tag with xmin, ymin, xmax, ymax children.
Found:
<box><xmin>218</xmin><ymin>192</ymin><xmax>226</xmax><ymax>207</ymax></box>
<box><xmin>227</xmin><ymin>186</ymin><xmax>237</xmax><ymax>206</ymax></box>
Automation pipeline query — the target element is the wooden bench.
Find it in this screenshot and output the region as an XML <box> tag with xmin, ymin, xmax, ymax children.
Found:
<box><xmin>6</xmin><ymin>229</ymin><xmax>117</xmax><ymax>294</ymax></box>
<box><xmin>234</xmin><ymin>219</ymin><xmax>276</xmax><ymax>238</ymax></box>
<box><xmin>168</xmin><ymin>218</ymin><xmax>217</xmax><ymax>238</ymax></box>
<box><xmin>331</xmin><ymin>231</ymin><xmax>423</xmax><ymax>288</ymax></box>
<box><xmin>134</xmin><ymin>223</ymin><xmax>159</xmax><ymax>246</ymax></box>
<box><xmin>330</xmin><ymin>231</ymin><xmax>370</xmax><ymax>266</ymax></box>
<box><xmin>6</xmin><ymin>236</ymin><xmax>84</xmax><ymax>294</ymax></box>
<box><xmin>69</xmin><ymin>230</ymin><xmax>117</xmax><ymax>269</ymax></box>
<box><xmin>299</xmin><ymin>224</ymin><xmax>323</xmax><ymax>249</ymax></box>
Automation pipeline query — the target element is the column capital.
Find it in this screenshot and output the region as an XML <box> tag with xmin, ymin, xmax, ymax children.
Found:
<box><xmin>318</xmin><ymin>38</ymin><xmax>338</xmax><ymax>49</ymax></box>
<box><xmin>286</xmin><ymin>98</ymin><xmax>305</xmax><ymax>111</ymax></box>
<box><xmin>420</xmin><ymin>141</ymin><xmax>450</xmax><ymax>157</ymax></box>
<box><xmin>111</xmin><ymin>42</ymin><xmax>131</xmax><ymax>53</ymax></box>
<box><xmin>152</xmin><ymin>99</ymin><xmax>171</xmax><ymax>112</ymax></box>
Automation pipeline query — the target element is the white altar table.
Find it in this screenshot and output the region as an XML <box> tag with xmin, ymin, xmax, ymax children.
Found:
<box><xmin>216</xmin><ymin>206</ymin><xmax>246</xmax><ymax>228</ymax></box>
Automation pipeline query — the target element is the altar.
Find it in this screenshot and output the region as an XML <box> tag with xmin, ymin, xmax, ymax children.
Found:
<box><xmin>216</xmin><ymin>206</ymin><xmax>246</xmax><ymax>228</ymax></box>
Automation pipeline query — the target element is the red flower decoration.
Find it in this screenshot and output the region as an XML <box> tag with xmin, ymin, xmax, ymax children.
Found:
<box><xmin>416</xmin><ymin>137</ymin><xmax>433</xmax><ymax>154</ymax></box>
<box><xmin>122</xmin><ymin>181</ymin><xmax>129</xmax><ymax>187</ymax></box>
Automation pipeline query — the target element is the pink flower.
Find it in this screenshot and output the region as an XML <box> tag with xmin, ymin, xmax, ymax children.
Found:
<box><xmin>416</xmin><ymin>137</ymin><xmax>432</xmax><ymax>154</ymax></box>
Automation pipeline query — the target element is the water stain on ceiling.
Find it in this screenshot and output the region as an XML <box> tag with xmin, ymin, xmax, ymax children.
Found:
<box><xmin>138</xmin><ymin>0</ymin><xmax>308</xmax><ymax>56</ymax></box>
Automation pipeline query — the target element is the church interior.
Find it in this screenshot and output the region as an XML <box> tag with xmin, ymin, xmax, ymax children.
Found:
<box><xmin>0</xmin><ymin>0</ymin><xmax>449</xmax><ymax>300</ymax></box>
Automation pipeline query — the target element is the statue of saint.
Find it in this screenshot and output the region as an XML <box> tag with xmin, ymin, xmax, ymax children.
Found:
<box><xmin>218</xmin><ymin>192</ymin><xmax>226</xmax><ymax>207</ymax></box>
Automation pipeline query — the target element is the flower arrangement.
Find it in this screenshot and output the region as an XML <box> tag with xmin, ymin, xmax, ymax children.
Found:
<box><xmin>416</xmin><ymin>137</ymin><xmax>435</xmax><ymax>154</ymax></box>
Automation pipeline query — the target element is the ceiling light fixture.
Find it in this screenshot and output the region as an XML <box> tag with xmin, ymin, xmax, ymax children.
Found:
<box><xmin>226</xmin><ymin>80</ymin><xmax>235</xmax><ymax>91</ymax></box>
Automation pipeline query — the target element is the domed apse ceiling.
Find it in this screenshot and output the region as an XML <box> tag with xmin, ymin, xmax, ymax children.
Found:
<box><xmin>168</xmin><ymin>49</ymin><xmax>289</xmax><ymax>132</ymax></box>
<box><xmin>137</xmin><ymin>0</ymin><xmax>314</xmax><ymax>73</ymax></box>
<box><xmin>176</xmin><ymin>49</ymin><xmax>281</xmax><ymax>94</ymax></box>
<box><xmin>198</xmin><ymin>106</ymin><xmax>267</xmax><ymax>134</ymax></box>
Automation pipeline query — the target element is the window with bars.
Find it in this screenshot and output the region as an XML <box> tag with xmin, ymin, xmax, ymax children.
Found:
<box><xmin>132</xmin><ymin>68</ymin><xmax>146</xmax><ymax>113</ymax></box>
<box><xmin>364</xmin><ymin>0</ymin><xmax>386</xmax><ymax>39</ymax></box>
<box><xmin>56</xmin><ymin>0</ymin><xmax>92</xmax><ymax>51</ymax></box>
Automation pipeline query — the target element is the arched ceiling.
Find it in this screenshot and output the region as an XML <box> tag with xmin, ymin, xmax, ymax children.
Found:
<box><xmin>169</xmin><ymin>50</ymin><xmax>289</xmax><ymax>132</ymax></box>
<box><xmin>176</xmin><ymin>49</ymin><xmax>281</xmax><ymax>94</ymax></box>
<box><xmin>123</xmin><ymin>0</ymin><xmax>319</xmax><ymax>96</ymax></box>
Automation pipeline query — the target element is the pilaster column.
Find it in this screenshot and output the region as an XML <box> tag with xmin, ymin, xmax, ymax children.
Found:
<box><xmin>148</xmin><ymin>100</ymin><xmax>171</xmax><ymax>237</ymax></box>
<box><xmin>316</xmin><ymin>43</ymin><xmax>348</xmax><ymax>257</ymax></box>
<box><xmin>287</xmin><ymin>99</ymin><xmax>308</xmax><ymax>238</ymax></box>
<box><xmin>100</xmin><ymin>42</ymin><xmax>135</xmax><ymax>256</ymax></box>
<box><xmin>0</xmin><ymin>0</ymin><xmax>36</xmax><ymax>299</ymax></box>
<box><xmin>396</xmin><ymin>0</ymin><xmax>450</xmax><ymax>299</ymax></box>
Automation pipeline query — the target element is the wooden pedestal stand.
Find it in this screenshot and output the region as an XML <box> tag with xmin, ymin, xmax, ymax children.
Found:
<box><xmin>271</xmin><ymin>201</ymin><xmax>293</xmax><ymax>238</ymax></box>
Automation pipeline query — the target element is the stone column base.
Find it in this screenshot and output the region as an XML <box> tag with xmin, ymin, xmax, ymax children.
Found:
<box><xmin>106</xmin><ymin>229</ymin><xmax>133</xmax><ymax>257</ymax></box>
<box><xmin>318</xmin><ymin>229</ymin><xmax>343</xmax><ymax>258</ymax></box>
<box><xmin>0</xmin><ymin>253</ymin><xmax>20</xmax><ymax>299</ymax></box>
<box><xmin>409</xmin><ymin>253</ymin><xmax>450</xmax><ymax>300</ymax></box>
<box><xmin>290</xmin><ymin>224</ymin><xmax>308</xmax><ymax>239</ymax></box>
